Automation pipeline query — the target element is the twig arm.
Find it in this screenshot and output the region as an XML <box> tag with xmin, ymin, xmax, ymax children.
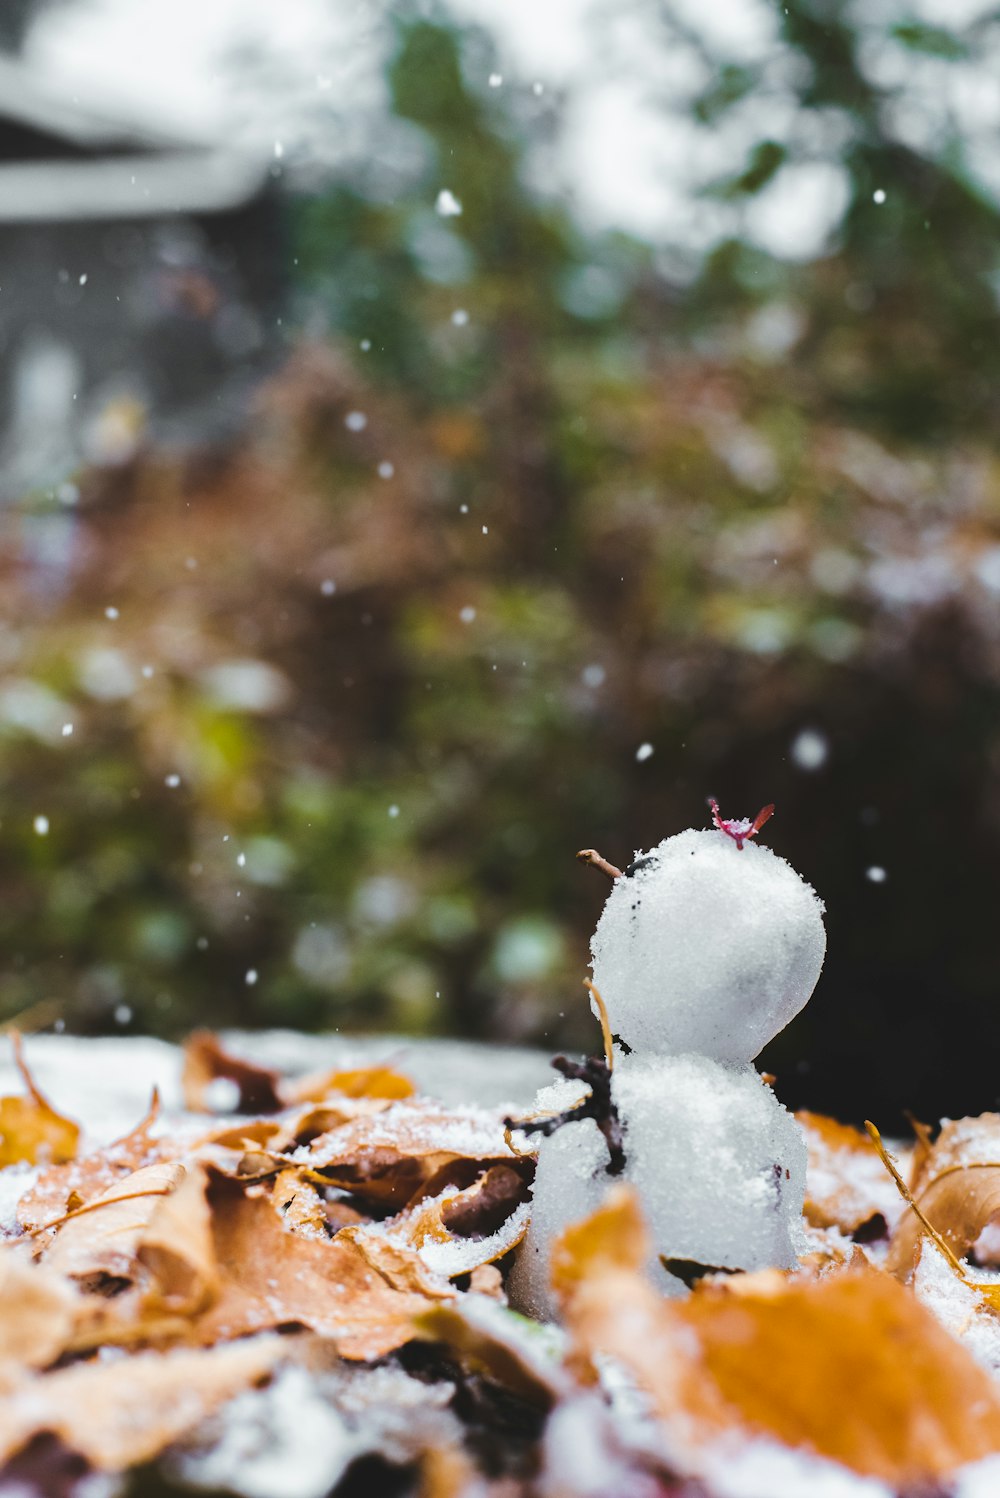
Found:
<box><xmin>576</xmin><ymin>848</ymin><xmax>623</xmax><ymax>881</ymax></box>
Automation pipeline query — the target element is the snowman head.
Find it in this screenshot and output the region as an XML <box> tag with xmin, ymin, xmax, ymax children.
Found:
<box><xmin>589</xmin><ymin>808</ymin><xmax>826</xmax><ymax>1064</ymax></box>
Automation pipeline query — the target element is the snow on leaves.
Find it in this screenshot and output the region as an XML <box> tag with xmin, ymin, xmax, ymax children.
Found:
<box><xmin>13</xmin><ymin>1034</ymin><xmax>1000</xmax><ymax>1492</ymax></box>
<box><xmin>0</xmin><ymin>1033</ymin><xmax>532</xmax><ymax>1477</ymax></box>
<box><xmin>553</xmin><ymin>1186</ymin><xmax>1000</xmax><ymax>1488</ymax></box>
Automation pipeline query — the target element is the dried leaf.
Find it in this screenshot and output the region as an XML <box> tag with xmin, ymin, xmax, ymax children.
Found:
<box><xmin>271</xmin><ymin>1167</ymin><xmax>329</xmax><ymax>1239</ymax></box>
<box><xmin>555</xmin><ymin>1187</ymin><xmax>1000</xmax><ymax>1485</ymax></box>
<box><xmin>0</xmin><ymin>1250</ymin><xmax>80</xmax><ymax>1376</ymax></box>
<box><xmin>415</xmin><ymin>1297</ymin><xmax>564</xmax><ymax>1406</ymax></box>
<box><xmin>798</xmin><ymin>1110</ymin><xmax>899</xmax><ymax>1234</ymax></box>
<box><xmin>192</xmin><ymin>1175</ymin><xmax>453</xmax><ymax>1359</ymax></box>
<box><xmin>17</xmin><ymin>1090</ymin><xmax>169</xmax><ymax>1234</ymax></box>
<box><xmin>42</xmin><ymin>1160</ymin><xmax>218</xmax><ymax>1314</ymax></box>
<box><xmin>0</xmin><ymin>1338</ymin><xmax>283</xmax><ymax>1470</ymax></box>
<box><xmin>182</xmin><ymin>1031</ymin><xmax>283</xmax><ymax>1114</ymax></box>
<box><xmin>285</xmin><ymin>1064</ymin><xmax>416</xmax><ymax>1106</ymax></box>
<box><xmin>349</xmin><ymin>1166</ymin><xmax>530</xmax><ymax>1284</ymax></box>
<box><xmin>0</xmin><ymin>1035</ymin><xmax>79</xmax><ymax>1168</ymax></box>
<box><xmin>299</xmin><ymin>1100</ymin><xmax>518</xmax><ymax>1211</ymax></box>
<box><xmin>886</xmin><ymin>1113</ymin><xmax>1000</xmax><ymax>1278</ymax></box>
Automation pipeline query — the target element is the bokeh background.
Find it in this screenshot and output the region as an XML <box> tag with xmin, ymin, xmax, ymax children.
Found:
<box><xmin>1</xmin><ymin>0</ymin><xmax>1000</xmax><ymax>1127</ymax></box>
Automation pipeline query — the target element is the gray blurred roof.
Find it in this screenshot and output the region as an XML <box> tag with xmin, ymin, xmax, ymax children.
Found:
<box><xmin>0</xmin><ymin>52</ymin><xmax>270</xmax><ymax>222</ymax></box>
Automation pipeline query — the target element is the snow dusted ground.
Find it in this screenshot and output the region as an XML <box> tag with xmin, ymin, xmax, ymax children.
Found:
<box><xmin>0</xmin><ymin>1029</ymin><xmax>552</xmax><ymax>1145</ymax></box>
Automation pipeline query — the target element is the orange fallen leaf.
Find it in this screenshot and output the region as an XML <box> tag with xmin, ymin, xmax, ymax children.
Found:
<box><xmin>41</xmin><ymin>1160</ymin><xmax>218</xmax><ymax>1315</ymax></box>
<box><xmin>17</xmin><ymin>1088</ymin><xmax>168</xmax><ymax>1234</ymax></box>
<box><xmin>797</xmin><ymin>1110</ymin><xmax>899</xmax><ymax>1234</ymax></box>
<box><xmin>192</xmin><ymin>1174</ymin><xmax>453</xmax><ymax>1359</ymax></box>
<box><xmin>285</xmin><ymin>1063</ymin><xmax>416</xmax><ymax>1106</ymax></box>
<box><xmin>886</xmin><ymin>1113</ymin><xmax>1000</xmax><ymax>1278</ymax></box>
<box><xmin>0</xmin><ymin>1033</ymin><xmax>79</xmax><ymax>1168</ymax></box>
<box><xmin>554</xmin><ymin>1186</ymin><xmax>1000</xmax><ymax>1486</ymax></box>
<box><xmin>0</xmin><ymin>1337</ymin><xmax>284</xmax><ymax>1470</ymax></box>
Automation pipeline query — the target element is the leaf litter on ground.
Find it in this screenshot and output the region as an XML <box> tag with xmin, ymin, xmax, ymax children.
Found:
<box><xmin>9</xmin><ymin>1036</ymin><xmax>1000</xmax><ymax>1494</ymax></box>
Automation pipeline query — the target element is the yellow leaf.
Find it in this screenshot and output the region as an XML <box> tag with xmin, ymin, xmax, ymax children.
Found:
<box><xmin>555</xmin><ymin>1191</ymin><xmax>1000</xmax><ymax>1485</ymax></box>
<box><xmin>0</xmin><ymin>1033</ymin><xmax>79</xmax><ymax>1167</ymax></box>
<box><xmin>886</xmin><ymin>1113</ymin><xmax>1000</xmax><ymax>1277</ymax></box>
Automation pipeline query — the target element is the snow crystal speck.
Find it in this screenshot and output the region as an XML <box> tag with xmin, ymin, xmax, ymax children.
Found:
<box><xmin>460</xmin><ymin>606</ymin><xmax>476</xmax><ymax>624</ymax></box>
<box><xmin>791</xmin><ymin>727</ymin><xmax>829</xmax><ymax>771</ymax></box>
<box><xmin>104</xmin><ymin>606</ymin><xmax>119</xmax><ymax>620</ymax></box>
<box><xmin>114</xmin><ymin>1004</ymin><xmax>132</xmax><ymax>1025</ymax></box>
<box><xmin>873</xmin><ymin>188</ymin><xmax>886</xmax><ymax>204</ymax></box>
<box><xmin>61</xmin><ymin>722</ymin><xmax>73</xmax><ymax>737</ymax></box>
<box><xmin>33</xmin><ymin>815</ymin><xmax>49</xmax><ymax>836</ymax></box>
<box><xmin>866</xmin><ymin>865</ymin><xmax>887</xmax><ymax>883</ymax></box>
<box><xmin>237</xmin><ymin>853</ymin><xmax>246</xmax><ymax>869</ymax></box>
<box><xmin>635</xmin><ymin>742</ymin><xmax>654</xmax><ymax>762</ymax></box>
<box><xmin>488</xmin><ymin>72</ymin><xmax>503</xmax><ymax>87</ymax></box>
<box><xmin>245</xmin><ymin>969</ymin><xmax>258</xmax><ymax>986</ymax></box>
<box><xmin>320</xmin><ymin>579</ymin><xmax>336</xmax><ymax>596</ymax></box>
<box><xmin>165</xmin><ymin>774</ymin><xmax>181</xmax><ymax>789</ymax></box>
<box><xmin>344</xmin><ymin>411</ymin><xmax>367</xmax><ymax>432</ymax></box>
<box><xmin>435</xmin><ymin>189</ymin><xmax>462</xmax><ymax>217</ymax></box>
<box><xmin>451</xmin><ymin>308</ymin><xmax>469</xmax><ymax>326</ymax></box>
<box><xmin>378</xmin><ymin>461</ymin><xmax>394</xmax><ymax>479</ymax></box>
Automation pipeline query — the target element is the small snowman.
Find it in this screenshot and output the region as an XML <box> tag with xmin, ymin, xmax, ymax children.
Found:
<box><xmin>508</xmin><ymin>800</ymin><xmax>826</xmax><ymax>1317</ymax></box>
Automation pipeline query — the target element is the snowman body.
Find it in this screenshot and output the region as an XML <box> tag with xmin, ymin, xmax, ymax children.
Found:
<box><xmin>509</xmin><ymin>824</ymin><xmax>825</xmax><ymax>1319</ymax></box>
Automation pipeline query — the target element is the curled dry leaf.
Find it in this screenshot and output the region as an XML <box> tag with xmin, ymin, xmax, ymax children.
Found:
<box><xmin>17</xmin><ymin>1088</ymin><xmax>168</xmax><ymax>1235</ymax></box>
<box><xmin>297</xmin><ymin>1100</ymin><xmax>520</xmax><ymax>1211</ymax></box>
<box><xmin>41</xmin><ymin>1160</ymin><xmax>218</xmax><ymax>1316</ymax></box>
<box><xmin>0</xmin><ymin>1337</ymin><xmax>284</xmax><ymax>1471</ymax></box>
<box><xmin>192</xmin><ymin>1174</ymin><xmax>454</xmax><ymax>1359</ymax></box>
<box><xmin>0</xmin><ymin>1249</ymin><xmax>80</xmax><ymax>1377</ymax></box>
<box><xmin>797</xmin><ymin>1110</ymin><xmax>900</xmax><ymax>1234</ymax></box>
<box><xmin>183</xmin><ymin>1031</ymin><xmax>417</xmax><ymax>1117</ymax></box>
<box><xmin>554</xmin><ymin>1186</ymin><xmax>1000</xmax><ymax>1486</ymax></box>
<box><xmin>355</xmin><ymin>1163</ymin><xmax>531</xmax><ymax>1282</ymax></box>
<box><xmin>887</xmin><ymin>1113</ymin><xmax>1000</xmax><ymax>1278</ymax></box>
<box><xmin>285</xmin><ymin>1063</ymin><xmax>416</xmax><ymax>1107</ymax></box>
<box><xmin>0</xmin><ymin>1034</ymin><xmax>79</xmax><ymax>1168</ymax></box>
<box><xmin>182</xmin><ymin>1031</ymin><xmax>284</xmax><ymax>1114</ymax></box>
<box><xmin>271</xmin><ymin>1166</ymin><xmax>330</xmax><ymax>1239</ymax></box>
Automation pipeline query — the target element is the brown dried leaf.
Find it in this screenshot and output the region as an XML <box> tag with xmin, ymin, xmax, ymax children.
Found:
<box><xmin>887</xmin><ymin>1113</ymin><xmax>1000</xmax><ymax>1277</ymax></box>
<box><xmin>0</xmin><ymin>1338</ymin><xmax>283</xmax><ymax>1470</ymax></box>
<box><xmin>182</xmin><ymin>1031</ymin><xmax>283</xmax><ymax>1114</ymax></box>
<box><xmin>17</xmin><ymin>1090</ymin><xmax>169</xmax><ymax>1234</ymax></box>
<box><xmin>271</xmin><ymin>1167</ymin><xmax>329</xmax><ymax>1239</ymax></box>
<box><xmin>300</xmin><ymin>1100</ymin><xmax>517</xmax><ymax>1211</ymax></box>
<box><xmin>41</xmin><ymin>1160</ymin><xmax>218</xmax><ymax>1315</ymax></box>
<box><xmin>192</xmin><ymin>1175</ymin><xmax>452</xmax><ymax>1359</ymax></box>
<box><xmin>798</xmin><ymin>1110</ymin><xmax>898</xmax><ymax>1233</ymax></box>
<box><xmin>0</xmin><ymin>1035</ymin><xmax>79</xmax><ymax>1168</ymax></box>
<box><xmin>555</xmin><ymin>1187</ymin><xmax>1000</xmax><ymax>1486</ymax></box>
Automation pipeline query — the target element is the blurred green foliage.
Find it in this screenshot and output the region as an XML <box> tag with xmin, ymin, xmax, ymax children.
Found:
<box><xmin>4</xmin><ymin>4</ymin><xmax>1000</xmax><ymax>1124</ymax></box>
